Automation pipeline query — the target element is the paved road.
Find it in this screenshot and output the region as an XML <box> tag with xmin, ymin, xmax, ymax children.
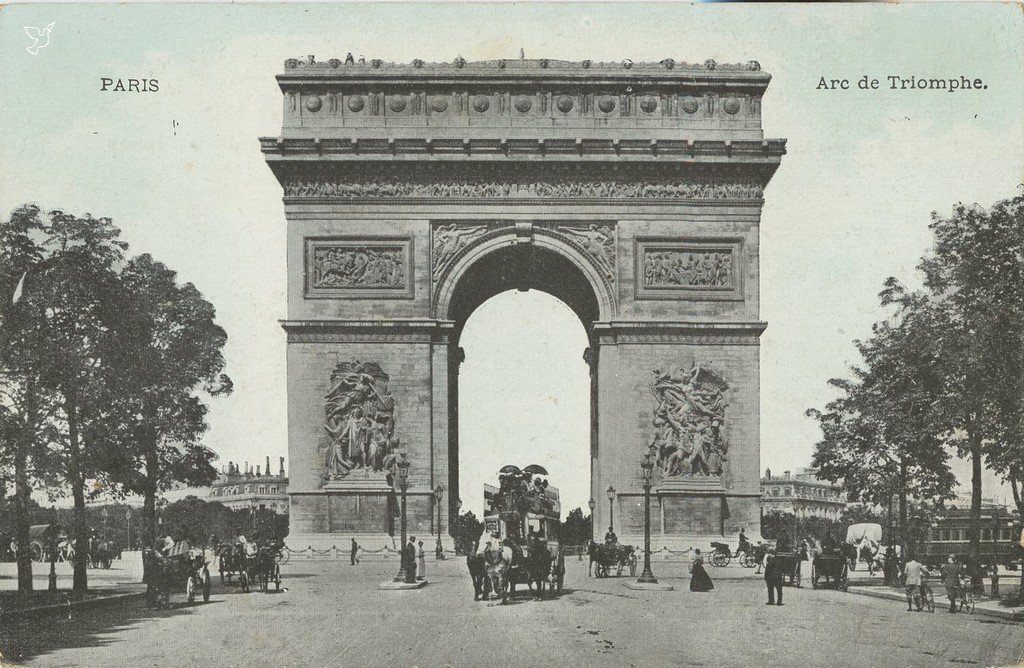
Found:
<box><xmin>3</xmin><ymin>557</ymin><xmax>1022</xmax><ymax>667</ymax></box>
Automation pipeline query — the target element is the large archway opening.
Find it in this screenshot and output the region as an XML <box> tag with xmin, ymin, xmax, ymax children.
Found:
<box><xmin>456</xmin><ymin>289</ymin><xmax>590</xmax><ymax>520</ymax></box>
<box><xmin>443</xmin><ymin>242</ymin><xmax>604</xmax><ymax>538</ymax></box>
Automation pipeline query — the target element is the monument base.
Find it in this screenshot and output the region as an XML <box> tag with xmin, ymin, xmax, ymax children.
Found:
<box><xmin>378</xmin><ymin>580</ymin><xmax>428</xmax><ymax>590</ymax></box>
<box><xmin>624</xmin><ymin>581</ymin><xmax>675</xmax><ymax>591</ymax></box>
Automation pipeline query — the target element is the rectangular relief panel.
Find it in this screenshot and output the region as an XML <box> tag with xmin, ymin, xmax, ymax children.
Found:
<box><xmin>635</xmin><ymin>237</ymin><xmax>743</xmax><ymax>301</ymax></box>
<box><xmin>305</xmin><ymin>236</ymin><xmax>414</xmax><ymax>299</ymax></box>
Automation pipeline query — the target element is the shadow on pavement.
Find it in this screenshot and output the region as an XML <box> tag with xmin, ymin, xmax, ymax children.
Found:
<box><xmin>0</xmin><ymin>597</ymin><xmax>221</xmax><ymax>665</ymax></box>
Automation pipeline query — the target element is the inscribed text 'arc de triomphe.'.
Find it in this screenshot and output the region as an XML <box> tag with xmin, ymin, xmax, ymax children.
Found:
<box><xmin>261</xmin><ymin>55</ymin><xmax>785</xmax><ymax>550</ymax></box>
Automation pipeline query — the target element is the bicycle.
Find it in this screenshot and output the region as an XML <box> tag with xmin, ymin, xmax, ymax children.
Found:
<box><xmin>957</xmin><ymin>581</ymin><xmax>976</xmax><ymax>614</ymax></box>
<box><xmin>908</xmin><ymin>579</ymin><xmax>935</xmax><ymax>613</ymax></box>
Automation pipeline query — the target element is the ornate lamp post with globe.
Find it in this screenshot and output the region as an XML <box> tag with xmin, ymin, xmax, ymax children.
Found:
<box><xmin>588</xmin><ymin>497</ymin><xmax>596</xmax><ymax>544</ymax></box>
<box><xmin>606</xmin><ymin>486</ymin><xmax>616</xmax><ymax>534</ymax></box>
<box><xmin>434</xmin><ymin>484</ymin><xmax>445</xmax><ymax>560</ymax></box>
<box><xmin>625</xmin><ymin>451</ymin><xmax>673</xmax><ymax>591</ymax></box>
<box><xmin>393</xmin><ymin>449</ymin><xmax>412</xmax><ymax>584</ymax></box>
<box><xmin>637</xmin><ymin>453</ymin><xmax>658</xmax><ymax>584</ymax></box>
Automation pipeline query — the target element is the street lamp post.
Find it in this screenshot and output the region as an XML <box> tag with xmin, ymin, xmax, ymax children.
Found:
<box><xmin>637</xmin><ymin>454</ymin><xmax>658</xmax><ymax>584</ymax></box>
<box><xmin>393</xmin><ymin>449</ymin><xmax>413</xmax><ymax>584</ymax></box>
<box><xmin>606</xmin><ymin>486</ymin><xmax>616</xmax><ymax>534</ymax></box>
<box><xmin>434</xmin><ymin>484</ymin><xmax>445</xmax><ymax>560</ymax></box>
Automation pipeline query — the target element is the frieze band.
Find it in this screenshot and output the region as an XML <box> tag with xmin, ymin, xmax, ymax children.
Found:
<box><xmin>284</xmin><ymin>178</ymin><xmax>764</xmax><ymax>200</ymax></box>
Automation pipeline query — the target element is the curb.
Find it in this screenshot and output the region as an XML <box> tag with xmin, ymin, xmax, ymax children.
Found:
<box><xmin>0</xmin><ymin>590</ymin><xmax>146</xmax><ymax>621</ymax></box>
<box><xmin>846</xmin><ymin>586</ymin><xmax>1023</xmax><ymax>621</ymax></box>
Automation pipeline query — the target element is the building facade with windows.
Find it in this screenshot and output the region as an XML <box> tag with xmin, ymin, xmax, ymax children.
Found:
<box><xmin>760</xmin><ymin>468</ymin><xmax>846</xmax><ymax>521</ymax></box>
<box><xmin>209</xmin><ymin>457</ymin><xmax>289</xmax><ymax>515</ymax></box>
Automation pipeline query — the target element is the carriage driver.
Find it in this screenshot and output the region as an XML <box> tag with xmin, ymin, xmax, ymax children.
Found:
<box><xmin>604</xmin><ymin>526</ymin><xmax>618</xmax><ymax>546</ymax></box>
<box><xmin>737</xmin><ymin>529</ymin><xmax>751</xmax><ymax>554</ymax></box>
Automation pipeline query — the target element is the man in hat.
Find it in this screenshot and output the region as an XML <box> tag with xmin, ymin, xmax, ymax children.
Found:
<box><xmin>764</xmin><ymin>549</ymin><xmax>784</xmax><ymax>606</ymax></box>
<box><xmin>403</xmin><ymin>536</ymin><xmax>417</xmax><ymax>583</ymax></box>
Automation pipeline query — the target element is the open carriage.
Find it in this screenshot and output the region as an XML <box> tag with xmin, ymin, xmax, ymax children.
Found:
<box><xmin>771</xmin><ymin>550</ymin><xmax>803</xmax><ymax>587</ymax></box>
<box><xmin>27</xmin><ymin>524</ymin><xmax>70</xmax><ymax>563</ymax></box>
<box><xmin>811</xmin><ymin>550</ymin><xmax>849</xmax><ymax>590</ymax></box>
<box><xmin>145</xmin><ymin>541</ymin><xmax>213</xmax><ymax>608</ymax></box>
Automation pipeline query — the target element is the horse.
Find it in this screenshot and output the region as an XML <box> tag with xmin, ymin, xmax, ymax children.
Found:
<box><xmin>483</xmin><ymin>544</ymin><xmax>513</xmax><ymax>603</ymax></box>
<box><xmin>525</xmin><ymin>543</ymin><xmax>552</xmax><ymax>598</ymax></box>
<box><xmin>466</xmin><ymin>553</ymin><xmax>491</xmax><ymax>601</ymax></box>
<box><xmin>589</xmin><ymin>541</ymin><xmax>636</xmax><ymax>577</ymax></box>
<box><xmin>143</xmin><ymin>549</ymin><xmax>173</xmax><ymax>609</ymax></box>
<box><xmin>859</xmin><ymin>541</ymin><xmax>880</xmax><ymax>575</ymax></box>
<box><xmin>548</xmin><ymin>544</ymin><xmax>565</xmax><ymax>592</ymax></box>
<box><xmin>841</xmin><ymin>542</ymin><xmax>859</xmax><ymax>571</ymax></box>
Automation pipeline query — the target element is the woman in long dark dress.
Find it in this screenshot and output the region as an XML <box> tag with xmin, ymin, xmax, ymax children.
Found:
<box><xmin>690</xmin><ymin>549</ymin><xmax>715</xmax><ymax>592</ymax></box>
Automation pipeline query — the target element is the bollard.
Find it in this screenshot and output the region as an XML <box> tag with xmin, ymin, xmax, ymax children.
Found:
<box><xmin>991</xmin><ymin>563</ymin><xmax>1000</xmax><ymax>598</ymax></box>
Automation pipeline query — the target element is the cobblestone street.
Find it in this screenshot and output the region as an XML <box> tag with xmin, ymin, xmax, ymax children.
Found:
<box><xmin>3</xmin><ymin>555</ymin><xmax>1022</xmax><ymax>667</ymax></box>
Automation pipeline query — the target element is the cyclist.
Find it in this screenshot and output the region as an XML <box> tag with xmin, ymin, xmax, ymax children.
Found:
<box><xmin>941</xmin><ymin>554</ymin><xmax>963</xmax><ymax>613</ymax></box>
<box><xmin>902</xmin><ymin>554</ymin><xmax>930</xmax><ymax>612</ymax></box>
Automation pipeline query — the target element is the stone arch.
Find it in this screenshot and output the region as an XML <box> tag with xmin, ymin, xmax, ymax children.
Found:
<box><xmin>433</xmin><ymin>226</ymin><xmax>616</xmax><ymax>327</ymax></box>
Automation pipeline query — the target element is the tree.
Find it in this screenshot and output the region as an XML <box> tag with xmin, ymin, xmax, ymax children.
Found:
<box><xmin>100</xmin><ymin>254</ymin><xmax>232</xmax><ymax>551</ymax></box>
<box><xmin>807</xmin><ymin>286</ymin><xmax>957</xmax><ymax>553</ymax></box>
<box><xmin>559</xmin><ymin>507</ymin><xmax>592</xmax><ymax>546</ymax></box>
<box><xmin>911</xmin><ymin>192</ymin><xmax>1024</xmax><ymax>572</ymax></box>
<box><xmin>0</xmin><ymin>205</ymin><xmax>50</xmax><ymax>593</ymax></box>
<box><xmin>27</xmin><ymin>210</ymin><xmax>127</xmax><ymax>595</ymax></box>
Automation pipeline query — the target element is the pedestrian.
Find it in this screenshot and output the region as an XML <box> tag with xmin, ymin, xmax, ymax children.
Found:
<box><xmin>689</xmin><ymin>549</ymin><xmax>714</xmax><ymax>592</ymax></box>
<box><xmin>902</xmin><ymin>553</ymin><xmax>929</xmax><ymax>612</ymax></box>
<box><xmin>764</xmin><ymin>549</ymin><xmax>784</xmax><ymax>606</ymax></box>
<box><xmin>416</xmin><ymin>540</ymin><xmax>426</xmax><ymax>580</ymax></box>
<box><xmin>941</xmin><ymin>554</ymin><xmax>962</xmax><ymax>613</ymax></box>
<box><xmin>404</xmin><ymin>536</ymin><xmax>417</xmax><ymax>583</ymax></box>
<box><xmin>350</xmin><ymin>538</ymin><xmax>359</xmax><ymax>566</ymax></box>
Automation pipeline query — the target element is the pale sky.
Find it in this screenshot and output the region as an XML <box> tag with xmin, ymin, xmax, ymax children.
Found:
<box><xmin>2</xmin><ymin>3</ymin><xmax>1022</xmax><ymax>516</ymax></box>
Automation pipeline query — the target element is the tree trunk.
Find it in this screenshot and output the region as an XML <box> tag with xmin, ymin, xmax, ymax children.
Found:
<box><xmin>142</xmin><ymin>439</ymin><xmax>159</xmax><ymax>550</ymax></box>
<box><xmin>67</xmin><ymin>398</ymin><xmax>88</xmax><ymax>596</ymax></box>
<box><xmin>898</xmin><ymin>459</ymin><xmax>908</xmax><ymax>559</ymax></box>
<box><xmin>967</xmin><ymin>420</ymin><xmax>983</xmax><ymax>590</ymax></box>
<box><xmin>14</xmin><ymin>424</ymin><xmax>33</xmax><ymax>594</ymax></box>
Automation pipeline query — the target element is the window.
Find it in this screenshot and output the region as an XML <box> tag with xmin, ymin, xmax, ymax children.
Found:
<box><xmin>981</xmin><ymin>529</ymin><xmax>991</xmax><ymax>541</ymax></box>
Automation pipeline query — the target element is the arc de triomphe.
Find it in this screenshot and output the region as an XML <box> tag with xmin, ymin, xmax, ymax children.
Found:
<box><xmin>262</xmin><ymin>56</ymin><xmax>785</xmax><ymax>551</ymax></box>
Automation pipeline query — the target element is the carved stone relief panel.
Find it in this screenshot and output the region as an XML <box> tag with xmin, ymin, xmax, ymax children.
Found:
<box><xmin>634</xmin><ymin>237</ymin><xmax>743</xmax><ymax>301</ymax></box>
<box><xmin>647</xmin><ymin>361</ymin><xmax>730</xmax><ymax>479</ymax></box>
<box><xmin>305</xmin><ymin>237</ymin><xmax>414</xmax><ymax>299</ymax></box>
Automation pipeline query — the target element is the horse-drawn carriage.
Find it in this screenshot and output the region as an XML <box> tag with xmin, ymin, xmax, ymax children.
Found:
<box><xmin>472</xmin><ymin>464</ymin><xmax>565</xmax><ymax>603</ymax></box>
<box><xmin>709</xmin><ymin>541</ymin><xmax>761</xmax><ymax>568</ymax></box>
<box><xmin>144</xmin><ymin>541</ymin><xmax>212</xmax><ymax>608</ymax></box>
<box><xmin>770</xmin><ymin>550</ymin><xmax>803</xmax><ymax>587</ymax></box>
<box><xmin>27</xmin><ymin>524</ymin><xmax>71</xmax><ymax>563</ymax></box>
<box><xmin>216</xmin><ymin>540</ymin><xmax>284</xmax><ymax>592</ymax></box>
<box><xmin>589</xmin><ymin>541</ymin><xmax>637</xmax><ymax>577</ymax></box>
<box><xmin>811</xmin><ymin>550</ymin><xmax>849</xmax><ymax>590</ymax></box>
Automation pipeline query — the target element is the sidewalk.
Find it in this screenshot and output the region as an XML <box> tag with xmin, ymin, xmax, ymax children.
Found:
<box><xmin>846</xmin><ymin>584</ymin><xmax>1024</xmax><ymax>621</ymax></box>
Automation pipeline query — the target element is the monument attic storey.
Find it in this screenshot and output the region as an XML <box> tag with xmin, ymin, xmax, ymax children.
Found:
<box><xmin>261</xmin><ymin>56</ymin><xmax>786</xmax><ymax>551</ymax></box>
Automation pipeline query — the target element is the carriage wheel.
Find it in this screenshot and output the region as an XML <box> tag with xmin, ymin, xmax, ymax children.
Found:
<box><xmin>203</xmin><ymin>568</ymin><xmax>212</xmax><ymax>603</ymax></box>
<box><xmin>740</xmin><ymin>553</ymin><xmax>756</xmax><ymax>569</ymax></box>
<box><xmin>30</xmin><ymin>543</ymin><xmax>43</xmax><ymax>562</ymax></box>
<box><xmin>710</xmin><ymin>552</ymin><xmax>725</xmax><ymax>568</ymax></box>
<box><xmin>186</xmin><ymin>575</ymin><xmax>196</xmax><ymax>603</ymax></box>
